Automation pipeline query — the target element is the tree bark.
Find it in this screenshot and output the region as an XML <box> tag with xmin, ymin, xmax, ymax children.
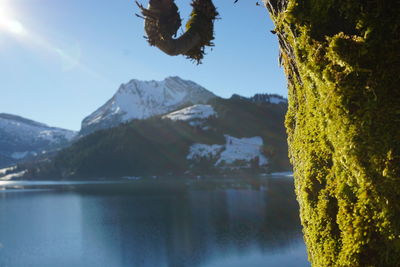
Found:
<box><xmin>263</xmin><ymin>0</ymin><xmax>400</xmax><ymax>266</ymax></box>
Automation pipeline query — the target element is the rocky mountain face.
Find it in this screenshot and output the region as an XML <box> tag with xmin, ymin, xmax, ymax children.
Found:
<box><xmin>0</xmin><ymin>113</ymin><xmax>76</xmax><ymax>168</ymax></box>
<box><xmin>80</xmin><ymin>76</ymin><xmax>216</xmax><ymax>136</ymax></box>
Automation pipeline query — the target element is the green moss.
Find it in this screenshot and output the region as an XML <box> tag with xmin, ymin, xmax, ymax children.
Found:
<box><xmin>138</xmin><ymin>0</ymin><xmax>218</xmax><ymax>64</ymax></box>
<box><xmin>184</xmin><ymin>0</ymin><xmax>218</xmax><ymax>63</ymax></box>
<box><xmin>266</xmin><ymin>0</ymin><xmax>400</xmax><ymax>266</ymax></box>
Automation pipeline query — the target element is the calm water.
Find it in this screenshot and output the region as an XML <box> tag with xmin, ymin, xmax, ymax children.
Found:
<box><xmin>0</xmin><ymin>177</ymin><xmax>309</xmax><ymax>267</ymax></box>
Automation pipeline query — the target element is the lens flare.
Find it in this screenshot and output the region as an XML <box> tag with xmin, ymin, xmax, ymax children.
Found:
<box><xmin>1</xmin><ymin>18</ymin><xmax>25</xmax><ymax>35</ymax></box>
<box><xmin>0</xmin><ymin>0</ymin><xmax>26</xmax><ymax>36</ymax></box>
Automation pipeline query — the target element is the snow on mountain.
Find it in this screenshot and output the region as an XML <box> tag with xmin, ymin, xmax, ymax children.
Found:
<box><xmin>162</xmin><ymin>104</ymin><xmax>216</xmax><ymax>127</ymax></box>
<box><xmin>0</xmin><ymin>166</ymin><xmax>16</xmax><ymax>175</ymax></box>
<box><xmin>0</xmin><ymin>114</ymin><xmax>76</xmax><ymax>143</ymax></box>
<box><xmin>80</xmin><ymin>76</ymin><xmax>216</xmax><ymax>135</ymax></box>
<box><xmin>250</xmin><ymin>94</ymin><xmax>287</xmax><ymax>104</ymax></box>
<box><xmin>187</xmin><ymin>135</ymin><xmax>268</xmax><ymax>169</ymax></box>
<box><xmin>0</xmin><ymin>113</ymin><xmax>77</xmax><ymax>167</ymax></box>
<box><xmin>231</xmin><ymin>93</ymin><xmax>287</xmax><ymax>104</ymax></box>
<box><xmin>216</xmin><ymin>136</ymin><xmax>268</xmax><ymax>166</ymax></box>
<box><xmin>0</xmin><ymin>170</ymin><xmax>26</xmax><ymax>181</ymax></box>
<box><xmin>187</xmin><ymin>144</ymin><xmax>224</xmax><ymax>160</ymax></box>
<box><xmin>269</xmin><ymin>96</ymin><xmax>287</xmax><ymax>104</ymax></box>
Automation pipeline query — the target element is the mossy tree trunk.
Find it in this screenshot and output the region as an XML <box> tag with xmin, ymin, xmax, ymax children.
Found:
<box><xmin>264</xmin><ymin>0</ymin><xmax>400</xmax><ymax>266</ymax></box>
<box><xmin>138</xmin><ymin>0</ymin><xmax>399</xmax><ymax>264</ymax></box>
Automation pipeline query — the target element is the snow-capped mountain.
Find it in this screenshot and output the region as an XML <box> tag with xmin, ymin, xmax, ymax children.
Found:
<box><xmin>20</xmin><ymin>94</ymin><xmax>291</xmax><ymax>179</ymax></box>
<box><xmin>231</xmin><ymin>93</ymin><xmax>287</xmax><ymax>104</ymax></box>
<box><xmin>249</xmin><ymin>93</ymin><xmax>287</xmax><ymax>104</ymax></box>
<box><xmin>80</xmin><ymin>76</ymin><xmax>216</xmax><ymax>135</ymax></box>
<box><xmin>0</xmin><ymin>113</ymin><xmax>76</xmax><ymax>167</ymax></box>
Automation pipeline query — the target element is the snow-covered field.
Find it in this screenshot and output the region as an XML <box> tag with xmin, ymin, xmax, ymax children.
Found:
<box><xmin>0</xmin><ymin>170</ymin><xmax>26</xmax><ymax>181</ymax></box>
<box><xmin>187</xmin><ymin>135</ymin><xmax>268</xmax><ymax>168</ymax></box>
<box><xmin>216</xmin><ymin>136</ymin><xmax>268</xmax><ymax>167</ymax></box>
<box><xmin>187</xmin><ymin>143</ymin><xmax>224</xmax><ymax>160</ymax></box>
<box><xmin>163</xmin><ymin>104</ymin><xmax>216</xmax><ymax>122</ymax></box>
<box><xmin>0</xmin><ymin>166</ymin><xmax>16</xmax><ymax>176</ymax></box>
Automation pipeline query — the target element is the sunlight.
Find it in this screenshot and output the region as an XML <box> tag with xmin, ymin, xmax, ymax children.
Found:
<box><xmin>1</xmin><ymin>18</ymin><xmax>25</xmax><ymax>35</ymax></box>
<box><xmin>0</xmin><ymin>0</ymin><xmax>10</xmax><ymax>17</ymax></box>
<box><xmin>0</xmin><ymin>0</ymin><xmax>103</xmax><ymax>79</ymax></box>
<box><xmin>0</xmin><ymin>0</ymin><xmax>26</xmax><ymax>36</ymax></box>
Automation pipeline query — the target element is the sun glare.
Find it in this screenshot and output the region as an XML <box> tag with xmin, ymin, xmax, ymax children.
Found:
<box><xmin>0</xmin><ymin>0</ymin><xmax>100</xmax><ymax>78</ymax></box>
<box><xmin>2</xmin><ymin>18</ymin><xmax>25</xmax><ymax>35</ymax></box>
<box><xmin>0</xmin><ymin>0</ymin><xmax>26</xmax><ymax>36</ymax></box>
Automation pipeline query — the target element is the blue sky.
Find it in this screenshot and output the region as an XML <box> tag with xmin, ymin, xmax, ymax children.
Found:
<box><xmin>0</xmin><ymin>0</ymin><xmax>287</xmax><ymax>130</ymax></box>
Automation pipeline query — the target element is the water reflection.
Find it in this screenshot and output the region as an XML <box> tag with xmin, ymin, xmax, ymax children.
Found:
<box><xmin>0</xmin><ymin>178</ymin><xmax>309</xmax><ymax>267</ymax></box>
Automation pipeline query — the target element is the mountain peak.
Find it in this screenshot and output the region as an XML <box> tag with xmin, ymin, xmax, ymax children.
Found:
<box><xmin>80</xmin><ymin>77</ymin><xmax>216</xmax><ymax>135</ymax></box>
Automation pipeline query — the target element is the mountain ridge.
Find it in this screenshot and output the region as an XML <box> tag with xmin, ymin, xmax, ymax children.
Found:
<box><xmin>17</xmin><ymin>96</ymin><xmax>290</xmax><ymax>179</ymax></box>
<box><xmin>80</xmin><ymin>76</ymin><xmax>217</xmax><ymax>135</ymax></box>
<box><xmin>0</xmin><ymin>113</ymin><xmax>76</xmax><ymax>168</ymax></box>
<box><xmin>0</xmin><ymin>76</ymin><xmax>290</xmax><ymax>176</ymax></box>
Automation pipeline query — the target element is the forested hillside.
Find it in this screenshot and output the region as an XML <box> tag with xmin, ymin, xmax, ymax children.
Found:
<box><xmin>22</xmin><ymin>97</ymin><xmax>289</xmax><ymax>179</ymax></box>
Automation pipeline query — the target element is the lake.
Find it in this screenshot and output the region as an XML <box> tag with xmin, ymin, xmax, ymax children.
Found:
<box><xmin>0</xmin><ymin>177</ymin><xmax>309</xmax><ymax>267</ymax></box>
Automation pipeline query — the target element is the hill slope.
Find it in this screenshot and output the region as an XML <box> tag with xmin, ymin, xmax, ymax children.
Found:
<box><xmin>22</xmin><ymin>97</ymin><xmax>290</xmax><ymax>179</ymax></box>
